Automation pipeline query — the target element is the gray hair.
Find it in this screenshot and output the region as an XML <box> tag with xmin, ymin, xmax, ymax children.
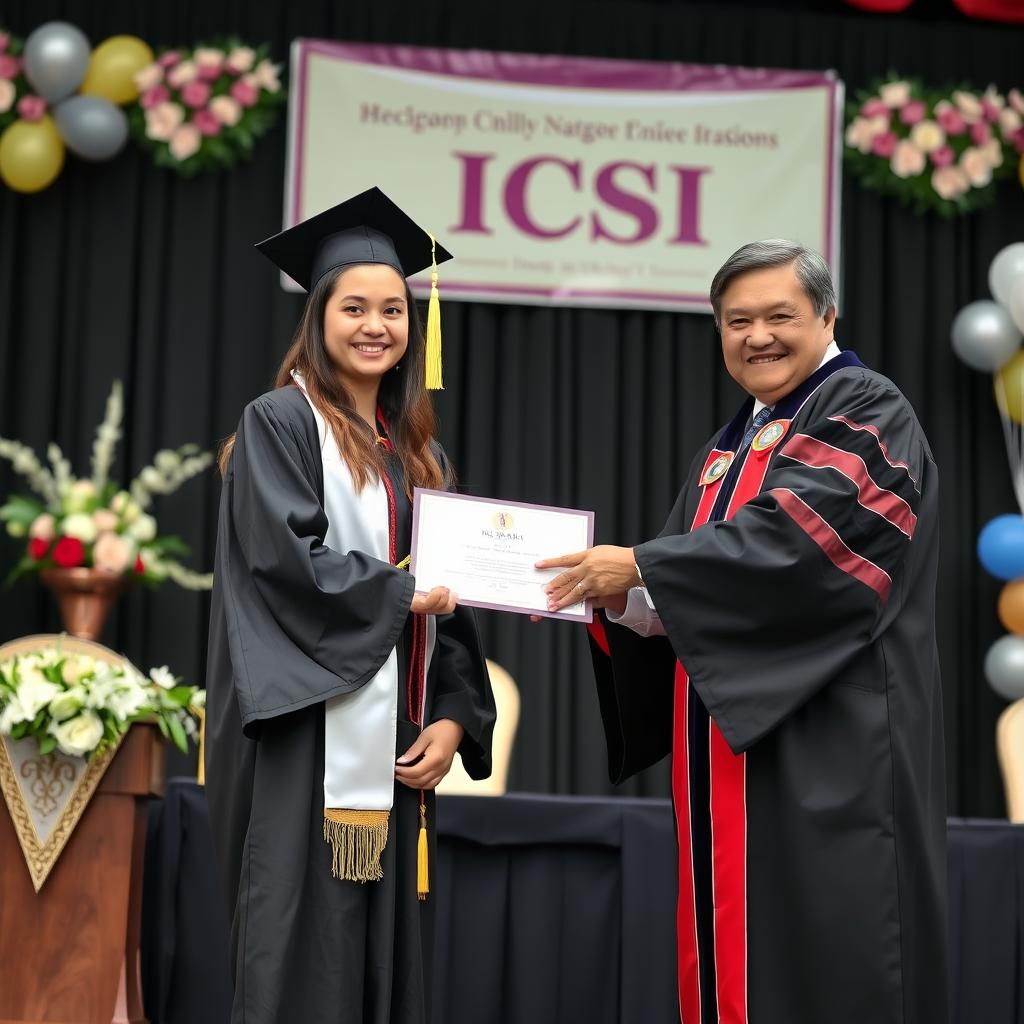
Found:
<box><xmin>709</xmin><ymin>240</ymin><xmax>836</xmax><ymax>328</ymax></box>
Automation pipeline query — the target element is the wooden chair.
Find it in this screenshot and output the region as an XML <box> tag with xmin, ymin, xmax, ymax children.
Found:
<box><xmin>436</xmin><ymin>659</ymin><xmax>520</xmax><ymax>796</ymax></box>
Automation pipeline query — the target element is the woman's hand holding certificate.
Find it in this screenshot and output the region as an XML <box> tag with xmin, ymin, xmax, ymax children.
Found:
<box><xmin>409</xmin><ymin>489</ymin><xmax>595</xmax><ymax>622</ymax></box>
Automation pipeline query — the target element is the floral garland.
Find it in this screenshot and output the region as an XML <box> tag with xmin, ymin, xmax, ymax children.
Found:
<box><xmin>0</xmin><ymin>646</ymin><xmax>203</xmax><ymax>759</ymax></box>
<box><xmin>0</xmin><ymin>380</ymin><xmax>214</xmax><ymax>589</ymax></box>
<box><xmin>128</xmin><ymin>40</ymin><xmax>284</xmax><ymax>175</ymax></box>
<box><xmin>0</xmin><ymin>30</ymin><xmax>29</xmax><ymax>134</ymax></box>
<box><xmin>845</xmin><ymin>78</ymin><xmax>1024</xmax><ymax>216</ymax></box>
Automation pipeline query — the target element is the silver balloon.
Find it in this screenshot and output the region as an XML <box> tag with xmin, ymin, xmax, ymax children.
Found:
<box><xmin>23</xmin><ymin>22</ymin><xmax>90</xmax><ymax>104</ymax></box>
<box><xmin>54</xmin><ymin>96</ymin><xmax>127</xmax><ymax>161</ymax></box>
<box><xmin>950</xmin><ymin>300</ymin><xmax>1022</xmax><ymax>372</ymax></box>
<box><xmin>985</xmin><ymin>635</ymin><xmax>1024</xmax><ymax>701</ymax></box>
<box><xmin>989</xmin><ymin>243</ymin><xmax>1024</xmax><ymax>310</ymax></box>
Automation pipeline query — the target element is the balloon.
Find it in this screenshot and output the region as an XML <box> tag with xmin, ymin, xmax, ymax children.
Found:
<box><xmin>995</xmin><ymin>350</ymin><xmax>1024</xmax><ymax>424</ymax></box>
<box><xmin>1009</xmin><ymin>279</ymin><xmax>1024</xmax><ymax>337</ymax></box>
<box><xmin>985</xmin><ymin>635</ymin><xmax>1024</xmax><ymax>701</ymax></box>
<box><xmin>978</xmin><ymin>514</ymin><xmax>1024</xmax><ymax>580</ymax></box>
<box><xmin>0</xmin><ymin>116</ymin><xmax>65</xmax><ymax>193</ymax></box>
<box><xmin>951</xmin><ymin>300</ymin><xmax>1021</xmax><ymax>372</ymax></box>
<box><xmin>54</xmin><ymin>96</ymin><xmax>127</xmax><ymax>160</ymax></box>
<box><xmin>79</xmin><ymin>35</ymin><xmax>155</xmax><ymax>105</ymax></box>
<box><xmin>998</xmin><ymin>580</ymin><xmax>1024</xmax><ymax>634</ymax></box>
<box><xmin>23</xmin><ymin>22</ymin><xmax>91</xmax><ymax>104</ymax></box>
<box><xmin>989</xmin><ymin>243</ymin><xmax>1024</xmax><ymax>310</ymax></box>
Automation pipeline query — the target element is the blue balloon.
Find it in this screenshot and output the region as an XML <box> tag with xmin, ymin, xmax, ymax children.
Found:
<box><xmin>978</xmin><ymin>515</ymin><xmax>1024</xmax><ymax>580</ymax></box>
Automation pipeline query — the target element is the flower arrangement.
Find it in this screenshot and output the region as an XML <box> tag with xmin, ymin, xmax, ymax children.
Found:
<box><xmin>128</xmin><ymin>39</ymin><xmax>285</xmax><ymax>175</ymax></box>
<box><xmin>844</xmin><ymin>78</ymin><xmax>1024</xmax><ymax>215</ymax></box>
<box><xmin>0</xmin><ymin>380</ymin><xmax>213</xmax><ymax>589</ymax></box>
<box><xmin>0</xmin><ymin>646</ymin><xmax>203</xmax><ymax>759</ymax></box>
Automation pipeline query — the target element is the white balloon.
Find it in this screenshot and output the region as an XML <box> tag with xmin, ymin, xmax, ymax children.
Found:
<box><xmin>950</xmin><ymin>300</ymin><xmax>1021</xmax><ymax>372</ymax></box>
<box><xmin>985</xmin><ymin>634</ymin><xmax>1024</xmax><ymax>701</ymax></box>
<box><xmin>989</xmin><ymin>243</ymin><xmax>1024</xmax><ymax>310</ymax></box>
<box><xmin>1009</xmin><ymin>279</ymin><xmax>1024</xmax><ymax>337</ymax></box>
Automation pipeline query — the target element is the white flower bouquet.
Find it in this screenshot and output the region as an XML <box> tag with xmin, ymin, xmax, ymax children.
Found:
<box><xmin>0</xmin><ymin>380</ymin><xmax>213</xmax><ymax>589</ymax></box>
<box><xmin>0</xmin><ymin>647</ymin><xmax>203</xmax><ymax>759</ymax></box>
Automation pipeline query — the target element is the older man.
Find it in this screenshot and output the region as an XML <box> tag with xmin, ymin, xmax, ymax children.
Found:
<box><xmin>540</xmin><ymin>241</ymin><xmax>947</xmax><ymax>1024</ymax></box>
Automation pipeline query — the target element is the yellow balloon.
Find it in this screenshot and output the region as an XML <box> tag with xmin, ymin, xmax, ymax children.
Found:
<box><xmin>79</xmin><ymin>35</ymin><xmax>155</xmax><ymax>105</ymax></box>
<box><xmin>996</xmin><ymin>351</ymin><xmax>1024</xmax><ymax>425</ymax></box>
<box><xmin>0</xmin><ymin>117</ymin><xmax>65</xmax><ymax>193</ymax></box>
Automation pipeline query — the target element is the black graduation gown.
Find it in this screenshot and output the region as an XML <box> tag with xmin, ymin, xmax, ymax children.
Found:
<box><xmin>590</xmin><ymin>353</ymin><xmax>948</xmax><ymax>1024</ymax></box>
<box><xmin>205</xmin><ymin>384</ymin><xmax>495</xmax><ymax>1024</ymax></box>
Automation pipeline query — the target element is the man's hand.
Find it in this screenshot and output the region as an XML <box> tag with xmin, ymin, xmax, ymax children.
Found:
<box><xmin>411</xmin><ymin>586</ymin><xmax>457</xmax><ymax>615</ymax></box>
<box><xmin>536</xmin><ymin>545</ymin><xmax>641</xmax><ymax>612</ymax></box>
<box><xmin>395</xmin><ymin>719</ymin><xmax>465</xmax><ymax>790</ymax></box>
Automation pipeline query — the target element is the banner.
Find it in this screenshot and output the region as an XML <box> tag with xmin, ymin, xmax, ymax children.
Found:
<box><xmin>286</xmin><ymin>42</ymin><xmax>843</xmax><ymax>313</ymax></box>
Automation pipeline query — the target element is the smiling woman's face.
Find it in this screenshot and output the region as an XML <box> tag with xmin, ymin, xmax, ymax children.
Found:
<box><xmin>718</xmin><ymin>262</ymin><xmax>836</xmax><ymax>407</ymax></box>
<box><xmin>323</xmin><ymin>263</ymin><xmax>409</xmax><ymax>388</ymax></box>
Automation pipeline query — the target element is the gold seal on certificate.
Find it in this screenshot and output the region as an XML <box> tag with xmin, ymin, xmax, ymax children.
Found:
<box><xmin>410</xmin><ymin>489</ymin><xmax>595</xmax><ymax>622</ymax></box>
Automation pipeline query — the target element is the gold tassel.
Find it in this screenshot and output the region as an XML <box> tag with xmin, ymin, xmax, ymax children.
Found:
<box><xmin>425</xmin><ymin>234</ymin><xmax>443</xmax><ymax>391</ymax></box>
<box><xmin>323</xmin><ymin>809</ymin><xmax>389</xmax><ymax>882</ymax></box>
<box><xmin>417</xmin><ymin>800</ymin><xmax>429</xmax><ymax>900</ymax></box>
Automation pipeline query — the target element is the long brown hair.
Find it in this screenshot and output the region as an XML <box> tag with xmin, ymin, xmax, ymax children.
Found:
<box><xmin>220</xmin><ymin>265</ymin><xmax>448</xmax><ymax>494</ymax></box>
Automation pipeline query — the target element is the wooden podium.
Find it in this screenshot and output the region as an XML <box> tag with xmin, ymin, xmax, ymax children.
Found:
<box><xmin>0</xmin><ymin>724</ymin><xmax>164</xmax><ymax>1024</ymax></box>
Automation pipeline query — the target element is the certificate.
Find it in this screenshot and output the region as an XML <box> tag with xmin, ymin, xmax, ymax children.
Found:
<box><xmin>410</xmin><ymin>489</ymin><xmax>595</xmax><ymax>622</ymax></box>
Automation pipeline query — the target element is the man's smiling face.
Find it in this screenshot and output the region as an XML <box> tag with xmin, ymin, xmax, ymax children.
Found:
<box><xmin>718</xmin><ymin>262</ymin><xmax>836</xmax><ymax>406</ymax></box>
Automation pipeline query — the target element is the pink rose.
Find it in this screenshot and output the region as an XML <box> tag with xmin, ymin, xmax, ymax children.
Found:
<box><xmin>982</xmin><ymin>138</ymin><xmax>1004</xmax><ymax>169</ymax></box>
<box><xmin>29</xmin><ymin>514</ymin><xmax>55</xmax><ymax>541</ymax></box>
<box><xmin>93</xmin><ymin>509</ymin><xmax>119</xmax><ymax>533</ymax></box>
<box><xmin>0</xmin><ymin>53</ymin><xmax>22</xmax><ymax>80</ymax></box>
<box><xmin>168</xmin><ymin>122</ymin><xmax>202</xmax><ymax>161</ymax></box>
<box><xmin>93</xmin><ymin>532</ymin><xmax>134</xmax><ymax>574</ymax></box>
<box><xmin>890</xmin><ymin>139</ymin><xmax>926</xmax><ymax>178</ymax></box>
<box><xmin>871</xmin><ymin>131</ymin><xmax>897</xmax><ymax>158</ymax></box>
<box><xmin>1000</xmin><ymin>108</ymin><xmax>1023</xmax><ymax>138</ymax></box>
<box><xmin>1013</xmin><ymin>127</ymin><xmax>1024</xmax><ymax>154</ymax></box>
<box><xmin>253</xmin><ymin>60</ymin><xmax>281</xmax><ymax>93</ymax></box>
<box><xmin>954</xmin><ymin>90</ymin><xmax>983</xmax><ymax>123</ymax></box>
<box><xmin>936</xmin><ymin>102</ymin><xmax>967</xmax><ymax>136</ymax></box>
<box><xmin>193</xmin><ymin>108</ymin><xmax>221</xmax><ymax>136</ymax></box>
<box><xmin>141</xmin><ymin>85</ymin><xmax>170</xmax><ymax>109</ymax></box>
<box><xmin>226</xmin><ymin>47</ymin><xmax>256</xmax><ymax>75</ymax></box>
<box><xmin>0</xmin><ymin>32</ymin><xmax>9</xmax><ymax>52</ymax></box>
<box><xmin>17</xmin><ymin>95</ymin><xmax>46</xmax><ymax>122</ymax></box>
<box><xmin>880</xmin><ymin>81</ymin><xmax>911</xmax><ymax>108</ymax></box>
<box><xmin>0</xmin><ymin>79</ymin><xmax>14</xmax><ymax>114</ymax></box>
<box><xmin>982</xmin><ymin>98</ymin><xmax>1001</xmax><ymax>123</ymax></box>
<box><xmin>144</xmin><ymin>101</ymin><xmax>185</xmax><ymax>142</ymax></box>
<box><xmin>180</xmin><ymin>80</ymin><xmax>210</xmax><ymax>109</ymax></box>
<box><xmin>860</xmin><ymin>98</ymin><xmax>889</xmax><ymax>118</ymax></box>
<box><xmin>1010</xmin><ymin>90</ymin><xmax>1024</xmax><ymax>116</ymax></box>
<box><xmin>230</xmin><ymin>78</ymin><xmax>259</xmax><ymax>107</ymax></box>
<box><xmin>209</xmin><ymin>95</ymin><xmax>242</xmax><ymax>126</ymax></box>
<box><xmin>960</xmin><ymin>147</ymin><xmax>992</xmax><ymax>187</ymax></box>
<box><xmin>931</xmin><ymin>165</ymin><xmax>969</xmax><ymax>201</ymax></box>
<box><xmin>197</xmin><ymin>61</ymin><xmax>222</xmax><ymax>82</ymax></box>
<box><xmin>134</xmin><ymin>62</ymin><xmax>164</xmax><ymax>93</ymax></box>
<box><xmin>845</xmin><ymin>114</ymin><xmax>890</xmax><ymax>154</ymax></box>
<box><xmin>167</xmin><ymin>60</ymin><xmax>198</xmax><ymax>88</ymax></box>
<box><xmin>930</xmin><ymin>145</ymin><xmax>954</xmax><ymax>167</ymax></box>
<box><xmin>970</xmin><ymin>121</ymin><xmax>991</xmax><ymax>145</ymax></box>
<box><xmin>899</xmin><ymin>100</ymin><xmax>926</xmax><ymax>126</ymax></box>
<box><xmin>158</xmin><ymin>50</ymin><xmax>182</xmax><ymax>69</ymax></box>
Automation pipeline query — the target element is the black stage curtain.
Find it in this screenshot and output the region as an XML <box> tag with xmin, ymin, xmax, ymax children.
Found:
<box><xmin>0</xmin><ymin>0</ymin><xmax>1021</xmax><ymax>814</ymax></box>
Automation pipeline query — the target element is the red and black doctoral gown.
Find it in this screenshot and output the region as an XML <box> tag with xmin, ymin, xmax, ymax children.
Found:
<box><xmin>589</xmin><ymin>351</ymin><xmax>948</xmax><ymax>1024</ymax></box>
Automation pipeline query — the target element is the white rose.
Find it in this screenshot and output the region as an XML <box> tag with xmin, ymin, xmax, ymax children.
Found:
<box><xmin>155</xmin><ymin>450</ymin><xmax>181</xmax><ymax>473</ymax></box>
<box><xmin>128</xmin><ymin>514</ymin><xmax>157</xmax><ymax>543</ymax></box>
<box><xmin>909</xmin><ymin>120</ymin><xmax>946</xmax><ymax>154</ymax></box>
<box><xmin>168</xmin><ymin>123</ymin><xmax>202</xmax><ymax>161</ymax></box>
<box><xmin>16</xmin><ymin>670</ymin><xmax>62</xmax><ymax>719</ymax></box>
<box><xmin>982</xmin><ymin>138</ymin><xmax>1004</xmax><ymax>169</ymax></box>
<box><xmin>191</xmin><ymin>689</ymin><xmax>206</xmax><ymax>710</ymax></box>
<box><xmin>64</xmin><ymin>479</ymin><xmax>97</xmax><ymax>513</ymax></box>
<box><xmin>145</xmin><ymin>101</ymin><xmax>185</xmax><ymax>143</ymax></box>
<box><xmin>93</xmin><ymin>508</ymin><xmax>119</xmax><ymax>532</ymax></box>
<box><xmin>108</xmin><ymin>681</ymin><xmax>150</xmax><ymax>721</ymax></box>
<box><xmin>85</xmin><ymin>675</ymin><xmax>116</xmax><ymax>710</ymax></box>
<box><xmin>134</xmin><ymin>62</ymin><xmax>164</xmax><ymax>92</ymax></box>
<box><xmin>166</xmin><ymin>59</ymin><xmax>198</xmax><ymax>88</ymax></box>
<box><xmin>194</xmin><ymin>47</ymin><xmax>225</xmax><ymax>68</ymax></box>
<box><xmin>93</xmin><ymin>532</ymin><xmax>135</xmax><ymax>574</ymax></box>
<box><xmin>880</xmin><ymin>81</ymin><xmax>911</xmax><ymax>108</ymax></box>
<box><xmin>890</xmin><ymin>139</ymin><xmax>926</xmax><ymax>179</ymax></box>
<box><xmin>49</xmin><ymin>686</ymin><xmax>87</xmax><ymax>723</ymax></box>
<box><xmin>61</xmin><ymin>513</ymin><xmax>98</xmax><ymax>544</ymax></box>
<box><xmin>226</xmin><ymin>47</ymin><xmax>256</xmax><ymax>74</ymax></box>
<box><xmin>149</xmin><ymin>666</ymin><xmax>178</xmax><ymax>690</ymax></box>
<box><xmin>953</xmin><ymin>90</ymin><xmax>983</xmax><ymax>122</ymax></box>
<box><xmin>932</xmin><ymin>165</ymin><xmax>970</xmax><ymax>201</ymax></box>
<box><xmin>50</xmin><ymin>712</ymin><xmax>105</xmax><ymax>758</ymax></box>
<box><xmin>61</xmin><ymin>655</ymin><xmax>94</xmax><ymax>684</ymax></box>
<box><xmin>253</xmin><ymin>59</ymin><xmax>281</xmax><ymax>93</ymax></box>
<box><xmin>209</xmin><ymin>95</ymin><xmax>242</xmax><ymax>127</ymax></box>
<box><xmin>960</xmin><ymin>146</ymin><xmax>992</xmax><ymax>187</ymax></box>
<box><xmin>0</xmin><ymin>696</ymin><xmax>30</xmax><ymax>733</ymax></box>
<box><xmin>999</xmin><ymin>108</ymin><xmax>1022</xmax><ymax>137</ymax></box>
<box><xmin>29</xmin><ymin>514</ymin><xmax>55</xmax><ymax>540</ymax></box>
<box><xmin>0</xmin><ymin>79</ymin><xmax>15</xmax><ymax>115</ymax></box>
<box><xmin>845</xmin><ymin>114</ymin><xmax>889</xmax><ymax>154</ymax></box>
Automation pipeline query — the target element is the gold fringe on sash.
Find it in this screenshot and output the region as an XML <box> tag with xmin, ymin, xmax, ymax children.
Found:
<box><xmin>323</xmin><ymin>809</ymin><xmax>389</xmax><ymax>882</ymax></box>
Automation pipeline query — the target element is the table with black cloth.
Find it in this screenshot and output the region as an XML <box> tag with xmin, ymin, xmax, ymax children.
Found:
<box><xmin>140</xmin><ymin>780</ymin><xmax>1024</xmax><ymax>1024</ymax></box>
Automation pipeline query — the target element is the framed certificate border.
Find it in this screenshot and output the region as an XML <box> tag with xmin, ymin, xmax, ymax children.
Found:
<box><xmin>409</xmin><ymin>488</ymin><xmax>595</xmax><ymax>623</ymax></box>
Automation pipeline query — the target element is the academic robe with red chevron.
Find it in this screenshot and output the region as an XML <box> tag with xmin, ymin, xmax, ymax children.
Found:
<box><xmin>589</xmin><ymin>352</ymin><xmax>947</xmax><ymax>1024</ymax></box>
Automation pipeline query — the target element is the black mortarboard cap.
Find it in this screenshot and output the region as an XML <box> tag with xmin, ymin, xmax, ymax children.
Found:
<box><xmin>254</xmin><ymin>186</ymin><xmax>453</xmax><ymax>292</ymax></box>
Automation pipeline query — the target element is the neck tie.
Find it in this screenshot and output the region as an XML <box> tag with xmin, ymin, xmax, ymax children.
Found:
<box><xmin>739</xmin><ymin>405</ymin><xmax>773</xmax><ymax>452</ymax></box>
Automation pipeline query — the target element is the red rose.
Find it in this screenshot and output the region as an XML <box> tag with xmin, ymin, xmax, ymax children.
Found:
<box><xmin>134</xmin><ymin>556</ymin><xmax>145</xmax><ymax>575</ymax></box>
<box><xmin>52</xmin><ymin>536</ymin><xmax>85</xmax><ymax>568</ymax></box>
<box><xmin>27</xmin><ymin>537</ymin><xmax>50</xmax><ymax>560</ymax></box>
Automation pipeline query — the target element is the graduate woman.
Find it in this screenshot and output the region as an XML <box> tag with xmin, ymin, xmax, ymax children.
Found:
<box><xmin>205</xmin><ymin>188</ymin><xmax>495</xmax><ymax>1024</ymax></box>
